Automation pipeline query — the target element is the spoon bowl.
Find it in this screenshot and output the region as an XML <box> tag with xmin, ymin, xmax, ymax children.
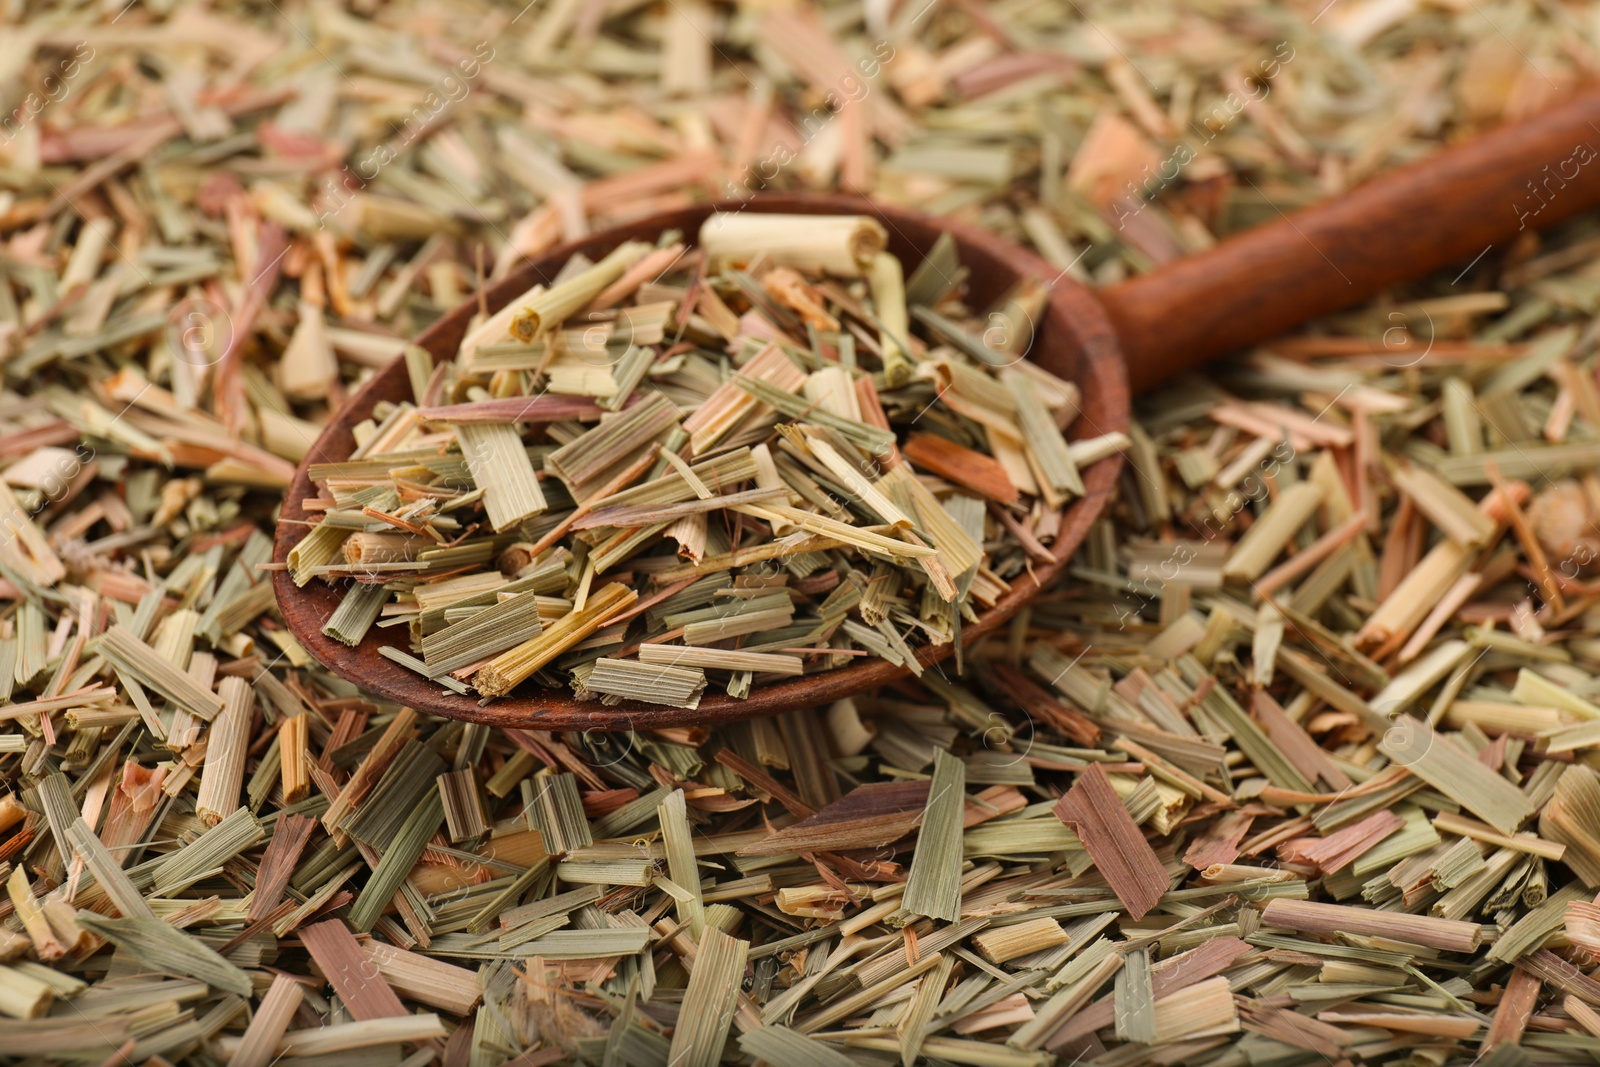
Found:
<box><xmin>274</xmin><ymin>87</ymin><xmax>1600</xmax><ymax>729</ymax></box>
<box><xmin>271</xmin><ymin>194</ymin><xmax>1129</xmax><ymax>730</ymax></box>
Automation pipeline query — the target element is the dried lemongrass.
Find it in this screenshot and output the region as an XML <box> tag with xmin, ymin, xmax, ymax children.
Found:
<box><xmin>361</xmin><ymin>940</ymin><xmax>482</xmax><ymax>1016</ymax></box>
<box><xmin>1539</xmin><ymin>764</ymin><xmax>1600</xmax><ymax>884</ymax></box>
<box><xmin>699</xmin><ymin>213</ymin><xmax>886</xmax><ymax>277</ymax></box>
<box><xmin>1379</xmin><ymin>717</ymin><xmax>1536</xmax><ymax>834</ymax></box>
<box><xmin>901</xmin><ymin>748</ymin><xmax>965</xmax><ymax>923</ymax></box>
<box><xmin>349</xmin><ymin>788</ymin><xmax>444</xmax><ymax>932</ymax></box>
<box><xmin>6</xmin><ymin>869</ymin><xmax>63</xmax><ymax>963</ymax></box>
<box><xmin>230</xmin><ymin>975</ymin><xmax>303</xmax><ymax>1067</ymax></box>
<box><xmin>869</xmin><ymin>251</ymin><xmax>915</xmax><ymax>386</ymax></box>
<box><xmin>527</xmin><ymin>773</ymin><xmax>592</xmax><ymax>855</ymax></box>
<box><xmin>193</xmin><ymin>681</ymin><xmax>252</xmax><ymax>825</ymax></box>
<box><xmin>296</xmin><ymin>220</ymin><xmax>1077</xmax><ymax>705</ymax></box>
<box><xmin>659</xmin><ymin>788</ymin><xmax>705</xmax><ymax>938</ymax></box>
<box><xmin>1006</xmin><ymin>369</ymin><xmax>1084</xmax><ymax>504</ymax></box>
<box><xmin>740</xmin><ymin>1026</ymin><xmax>860</xmax><ymax>1067</ymax></box>
<box><xmin>221</xmin><ymin>1014</ymin><xmax>447</xmax><ymax>1058</ymax></box>
<box><xmin>322</xmin><ymin>580</ymin><xmax>388</xmax><ymax>646</ymax></box>
<box><xmin>453</xmin><ymin>421</ymin><xmax>548</xmax><ymax>532</ymax></box>
<box><xmin>75</xmin><ymin>915</ymin><xmax>253</xmax><ymax>996</ymax></box>
<box><xmin>1221</xmin><ymin>482</ymin><xmax>1324</xmax><ymax>582</ymax></box>
<box><xmin>510</xmin><ymin>241</ymin><xmax>654</xmax><ymax>340</ymax></box>
<box><xmin>580</xmin><ymin>658</ymin><xmax>707</xmax><ymax>708</ymax></box>
<box><xmin>418</xmin><ymin>588</ymin><xmax>549</xmax><ymax>677</ymax></box>
<box><xmin>1260</xmin><ymin>899</ymin><xmax>1481</xmax><ymax>953</ymax></box>
<box><xmin>636</xmin><ymin>645</ymin><xmax>803</xmax><ymax>675</ymax></box>
<box><xmin>97</xmin><ymin>626</ymin><xmax>224</xmax><ymax>721</ymax></box>
<box><xmin>664</xmin><ymin>927</ymin><xmax>749</xmax><ymax>1067</ymax></box>
<box><xmin>1053</xmin><ymin>764</ymin><xmax>1168</xmax><ymax>920</ymax></box>
<box><xmin>10</xmin><ymin>8</ymin><xmax>1600</xmax><ymax>1063</ymax></box>
<box><xmin>150</xmin><ymin>806</ymin><xmax>265</xmax><ymax>896</ymax></box>
<box><xmin>1150</xmin><ymin>976</ymin><xmax>1239</xmax><ymax>1043</ymax></box>
<box><xmin>1390</xmin><ymin>463</ymin><xmax>1496</xmax><ymax>546</ymax></box>
<box><xmin>904</xmin><ymin>434</ymin><xmax>1018</xmax><ymax>503</ymax></box>
<box><xmin>0</xmin><ymin>965</ymin><xmax>55</xmax><ymax>1020</ymax></box>
<box><xmin>972</xmin><ymin>918</ymin><xmax>1071</xmax><ymax>965</ymax></box>
<box><xmin>476</xmin><ymin>583</ymin><xmax>638</xmax><ymax>697</ymax></box>
<box><xmin>439</xmin><ymin>768</ymin><xmax>489</xmax><ymax>845</ymax></box>
<box><xmin>301</xmin><ymin>919</ymin><xmax>412</xmax><ymax>1021</ymax></box>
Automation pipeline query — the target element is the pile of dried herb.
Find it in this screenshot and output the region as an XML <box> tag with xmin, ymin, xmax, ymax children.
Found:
<box><xmin>0</xmin><ymin>0</ymin><xmax>1599</xmax><ymax>1064</ymax></box>
<box><xmin>292</xmin><ymin>212</ymin><xmax>1109</xmax><ymax>707</ymax></box>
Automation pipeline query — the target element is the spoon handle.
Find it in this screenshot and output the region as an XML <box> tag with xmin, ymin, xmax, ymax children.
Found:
<box><xmin>1098</xmin><ymin>88</ymin><xmax>1600</xmax><ymax>393</ymax></box>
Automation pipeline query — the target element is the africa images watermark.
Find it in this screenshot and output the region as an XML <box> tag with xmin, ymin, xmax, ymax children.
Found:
<box><xmin>1515</xmin><ymin>138</ymin><xmax>1598</xmax><ymax>230</ymax></box>
<box><xmin>0</xmin><ymin>443</ymin><xmax>97</xmax><ymax>552</ymax></box>
<box><xmin>0</xmin><ymin>43</ymin><xmax>94</xmax><ymax>145</ymax></box>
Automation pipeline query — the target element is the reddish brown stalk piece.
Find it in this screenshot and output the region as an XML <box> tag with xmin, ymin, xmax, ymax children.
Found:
<box><xmin>300</xmin><ymin>918</ymin><xmax>409</xmax><ymax>1019</ymax></box>
<box><xmin>714</xmin><ymin>749</ymin><xmax>815</xmax><ymax>819</ymax></box>
<box><xmin>982</xmin><ymin>663</ymin><xmax>1100</xmax><ymax>746</ymax></box>
<box><xmin>215</xmin><ymin>222</ymin><xmax>288</xmax><ymax>433</ymax></box>
<box><xmin>1487</xmin><ymin>460</ymin><xmax>1564</xmax><ymax>613</ymax></box>
<box><xmin>1277</xmin><ymin>809</ymin><xmax>1403</xmax><ymax>874</ymax></box>
<box><xmin>0</xmin><ymin>421</ymin><xmax>79</xmax><ymax>458</ymax></box>
<box><xmin>904</xmin><ymin>433</ymin><xmax>1019</xmax><ymax>504</ymax></box>
<box><xmin>1261</xmin><ymin>899</ymin><xmax>1481</xmax><ymax>952</ymax></box>
<box><xmin>1052</xmin><ymin>762</ymin><xmax>1167</xmax><ymax>920</ymax></box>
<box><xmin>1239</xmin><ymin>1001</ymin><xmax>1354</xmax><ymax>1051</ymax></box>
<box><xmin>1251</xmin><ymin>691</ymin><xmax>1352</xmax><ymax>791</ymax></box>
<box><xmin>1485</xmin><ymin>967</ymin><xmax>1541</xmax><ymax>1049</ymax></box>
<box><xmin>1183</xmin><ymin>808</ymin><xmax>1254</xmax><ymax>869</ymax></box>
<box><xmin>248</xmin><ymin>814</ymin><xmax>317</xmax><ymax>923</ymax></box>
<box><xmin>1518</xmin><ymin>948</ymin><xmax>1600</xmax><ymax>1005</ymax></box>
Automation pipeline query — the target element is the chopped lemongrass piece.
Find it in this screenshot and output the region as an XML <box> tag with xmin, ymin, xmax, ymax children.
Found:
<box><xmin>1260</xmin><ymin>899</ymin><xmax>1482</xmax><ymax>952</ymax></box>
<box><xmin>580</xmin><ymin>658</ymin><xmax>707</xmax><ymax>708</ymax></box>
<box><xmin>1221</xmin><ymin>481</ymin><xmax>1324</xmax><ymax>581</ymax></box>
<box><xmin>475</xmin><ymin>583</ymin><xmax>638</xmax><ymax>697</ymax></box>
<box><xmin>901</xmin><ymin>748</ymin><xmax>966</xmax><ymax>923</ymax></box>
<box><xmin>321</xmin><ymin>580</ymin><xmax>388</xmax><ymax>646</ymax></box>
<box><xmin>419</xmin><ymin>591</ymin><xmax>547</xmax><ymax>676</ymax></box>
<box><xmin>668</xmin><ymin>927</ymin><xmax>750</xmax><ymax>1067</ymax></box>
<box><xmin>510</xmin><ymin>241</ymin><xmax>653</xmax><ymax>340</ymax></box>
<box><xmin>75</xmin><ymin>915</ymin><xmax>253</xmax><ymax>996</ymax></box>
<box><xmin>194</xmin><ymin>677</ymin><xmax>253</xmax><ymax>824</ymax></box>
<box><xmin>97</xmin><ymin>625</ymin><xmax>224</xmax><ymax>720</ymax></box>
<box><xmin>636</xmin><ymin>645</ymin><xmax>803</xmax><ymax>675</ymax></box>
<box><xmin>869</xmin><ymin>251</ymin><xmax>915</xmax><ymax>386</ymax></box>
<box><xmin>1053</xmin><ymin>764</ymin><xmax>1168</xmax><ymax>920</ymax></box>
<box><xmin>453</xmin><ymin>421</ymin><xmax>548</xmax><ymax>531</ymax></box>
<box><xmin>1006</xmin><ymin>368</ymin><xmax>1084</xmax><ymax>503</ymax></box>
<box><xmin>973</xmin><ymin>918</ymin><xmax>1071</xmax><ymax>964</ymax></box>
<box><xmin>699</xmin><ymin>212</ymin><xmax>886</xmax><ymax>276</ymax></box>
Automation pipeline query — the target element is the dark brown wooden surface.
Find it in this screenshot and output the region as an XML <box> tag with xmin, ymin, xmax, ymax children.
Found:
<box><xmin>1103</xmin><ymin>87</ymin><xmax>1600</xmax><ymax>391</ymax></box>
<box><xmin>271</xmin><ymin>195</ymin><xmax>1128</xmax><ymax>729</ymax></box>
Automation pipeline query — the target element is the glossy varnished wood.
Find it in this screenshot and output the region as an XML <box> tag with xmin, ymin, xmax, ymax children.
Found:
<box><xmin>271</xmin><ymin>195</ymin><xmax>1128</xmax><ymax>730</ymax></box>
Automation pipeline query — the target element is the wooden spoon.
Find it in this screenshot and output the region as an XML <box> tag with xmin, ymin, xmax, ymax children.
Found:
<box><xmin>273</xmin><ymin>90</ymin><xmax>1600</xmax><ymax>731</ymax></box>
